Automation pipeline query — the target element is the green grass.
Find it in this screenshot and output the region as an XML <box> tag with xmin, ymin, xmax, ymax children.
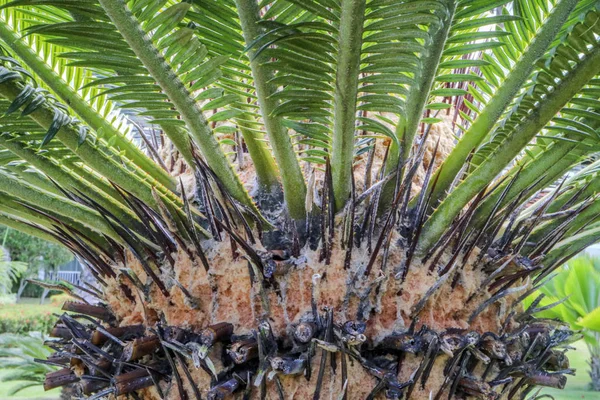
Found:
<box><xmin>0</xmin><ymin>298</ymin><xmax>62</xmax><ymax>320</ymax></box>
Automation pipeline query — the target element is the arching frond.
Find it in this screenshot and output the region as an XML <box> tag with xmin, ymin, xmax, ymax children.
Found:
<box><xmin>419</xmin><ymin>7</ymin><xmax>600</xmax><ymax>251</ymax></box>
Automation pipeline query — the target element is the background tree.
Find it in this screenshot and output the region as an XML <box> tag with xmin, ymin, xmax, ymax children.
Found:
<box><xmin>0</xmin><ymin>246</ymin><xmax>25</xmax><ymax>297</ymax></box>
<box><xmin>1</xmin><ymin>227</ymin><xmax>72</xmax><ymax>299</ymax></box>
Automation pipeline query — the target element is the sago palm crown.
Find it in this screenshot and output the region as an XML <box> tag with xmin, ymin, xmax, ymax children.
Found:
<box><xmin>0</xmin><ymin>0</ymin><xmax>597</xmax><ymax>399</ymax></box>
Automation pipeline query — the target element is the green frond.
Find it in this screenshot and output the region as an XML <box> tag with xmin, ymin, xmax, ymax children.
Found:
<box><xmin>98</xmin><ymin>0</ymin><xmax>260</xmax><ymax>215</ymax></box>
<box><xmin>236</xmin><ymin>0</ymin><xmax>307</xmax><ymax>218</ymax></box>
<box><xmin>418</xmin><ymin>7</ymin><xmax>600</xmax><ymax>253</ymax></box>
<box><xmin>331</xmin><ymin>0</ymin><xmax>366</xmax><ymax>210</ymax></box>
<box><xmin>469</xmin><ymin>84</ymin><xmax>600</xmax><ymax>228</ymax></box>
<box><xmin>0</xmin><ymin>333</ymin><xmax>56</xmax><ymax>396</ymax></box>
<box><xmin>424</xmin><ymin>0</ymin><xmax>581</xmax><ymax>209</ymax></box>
<box><xmin>0</xmin><ymin>5</ymin><xmax>176</xmax><ymax>188</ymax></box>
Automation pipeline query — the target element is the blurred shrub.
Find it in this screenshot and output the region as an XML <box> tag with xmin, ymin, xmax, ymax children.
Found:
<box><xmin>0</xmin><ymin>294</ymin><xmax>16</xmax><ymax>305</ymax></box>
<box><xmin>49</xmin><ymin>293</ymin><xmax>72</xmax><ymax>307</ymax></box>
<box><xmin>0</xmin><ymin>313</ymin><xmax>54</xmax><ymax>335</ymax></box>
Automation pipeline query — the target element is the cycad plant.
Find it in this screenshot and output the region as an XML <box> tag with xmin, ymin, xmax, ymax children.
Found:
<box><xmin>0</xmin><ymin>0</ymin><xmax>597</xmax><ymax>398</ymax></box>
<box><xmin>525</xmin><ymin>255</ymin><xmax>600</xmax><ymax>391</ymax></box>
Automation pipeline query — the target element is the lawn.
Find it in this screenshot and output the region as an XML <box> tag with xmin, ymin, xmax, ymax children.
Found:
<box><xmin>0</xmin><ymin>299</ymin><xmax>598</xmax><ymax>399</ymax></box>
<box><xmin>0</xmin><ymin>298</ymin><xmax>62</xmax><ymax>320</ymax></box>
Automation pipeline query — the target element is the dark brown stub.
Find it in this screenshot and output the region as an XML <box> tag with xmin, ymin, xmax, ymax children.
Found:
<box><xmin>88</xmin><ymin>358</ymin><xmax>111</xmax><ymax>377</ymax></box>
<box><xmin>293</xmin><ymin>321</ymin><xmax>318</xmax><ymax>344</ymax></box>
<box><xmin>200</xmin><ymin>322</ymin><xmax>234</xmax><ymax>346</ymax></box>
<box><xmin>121</xmin><ymin>336</ymin><xmax>161</xmax><ymax>362</ymax></box>
<box><xmin>81</xmin><ymin>378</ymin><xmax>110</xmax><ymax>395</ymax></box>
<box><xmin>207</xmin><ymin>377</ymin><xmax>240</xmax><ymax>400</ymax></box>
<box><xmin>50</xmin><ymin>324</ymin><xmax>73</xmax><ymax>340</ymax></box>
<box><xmin>114</xmin><ymin>369</ymin><xmax>155</xmax><ymax>395</ymax></box>
<box><xmin>62</xmin><ymin>301</ymin><xmax>113</xmax><ymax>322</ymax></box>
<box><xmin>546</xmin><ymin>350</ymin><xmax>570</xmax><ymax>371</ymax></box>
<box><xmin>527</xmin><ymin>372</ymin><xmax>567</xmax><ymax>389</ymax></box>
<box><xmin>269</xmin><ymin>356</ymin><xmax>306</xmax><ymax>375</ymax></box>
<box><xmin>91</xmin><ymin>324</ymin><xmax>145</xmax><ymax>346</ymax></box>
<box><xmin>44</xmin><ymin>368</ymin><xmax>80</xmax><ymax>391</ymax></box>
<box><xmin>46</xmin><ymin>353</ymin><xmax>70</xmax><ymax>365</ymax></box>
<box><xmin>227</xmin><ymin>338</ymin><xmax>258</xmax><ymax>364</ymax></box>
<box><xmin>458</xmin><ymin>377</ymin><xmax>498</xmax><ymax>399</ymax></box>
<box><xmin>380</xmin><ymin>332</ymin><xmax>425</xmax><ymax>354</ymax></box>
<box><xmin>480</xmin><ymin>336</ymin><xmax>509</xmax><ymax>361</ymax></box>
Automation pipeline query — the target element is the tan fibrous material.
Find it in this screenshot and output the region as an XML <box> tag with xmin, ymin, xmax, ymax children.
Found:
<box><xmin>102</xmin><ymin>229</ymin><xmax>522</xmax><ymax>399</ymax></box>
<box><xmin>411</xmin><ymin>117</ymin><xmax>456</xmax><ymax>196</ymax></box>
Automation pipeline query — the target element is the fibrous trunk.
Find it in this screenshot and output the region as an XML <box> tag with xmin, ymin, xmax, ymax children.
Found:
<box><xmin>40</xmin><ymin>155</ymin><xmax>574</xmax><ymax>400</ymax></box>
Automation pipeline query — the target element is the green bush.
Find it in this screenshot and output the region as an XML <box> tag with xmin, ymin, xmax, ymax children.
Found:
<box><xmin>48</xmin><ymin>293</ymin><xmax>73</xmax><ymax>307</ymax></box>
<box><xmin>18</xmin><ymin>285</ymin><xmax>60</xmax><ymax>299</ymax></box>
<box><xmin>0</xmin><ymin>313</ymin><xmax>54</xmax><ymax>335</ymax></box>
<box><xmin>1</xmin><ymin>226</ymin><xmax>72</xmax><ymax>299</ymax></box>
<box><xmin>0</xmin><ymin>227</ymin><xmax>72</xmax><ymax>268</ymax></box>
<box><xmin>17</xmin><ymin>284</ymin><xmax>44</xmax><ymax>299</ymax></box>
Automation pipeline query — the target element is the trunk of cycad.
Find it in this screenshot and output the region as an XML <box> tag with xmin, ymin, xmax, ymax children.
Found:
<box><xmin>42</xmin><ymin>151</ymin><xmax>572</xmax><ymax>400</ymax></box>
